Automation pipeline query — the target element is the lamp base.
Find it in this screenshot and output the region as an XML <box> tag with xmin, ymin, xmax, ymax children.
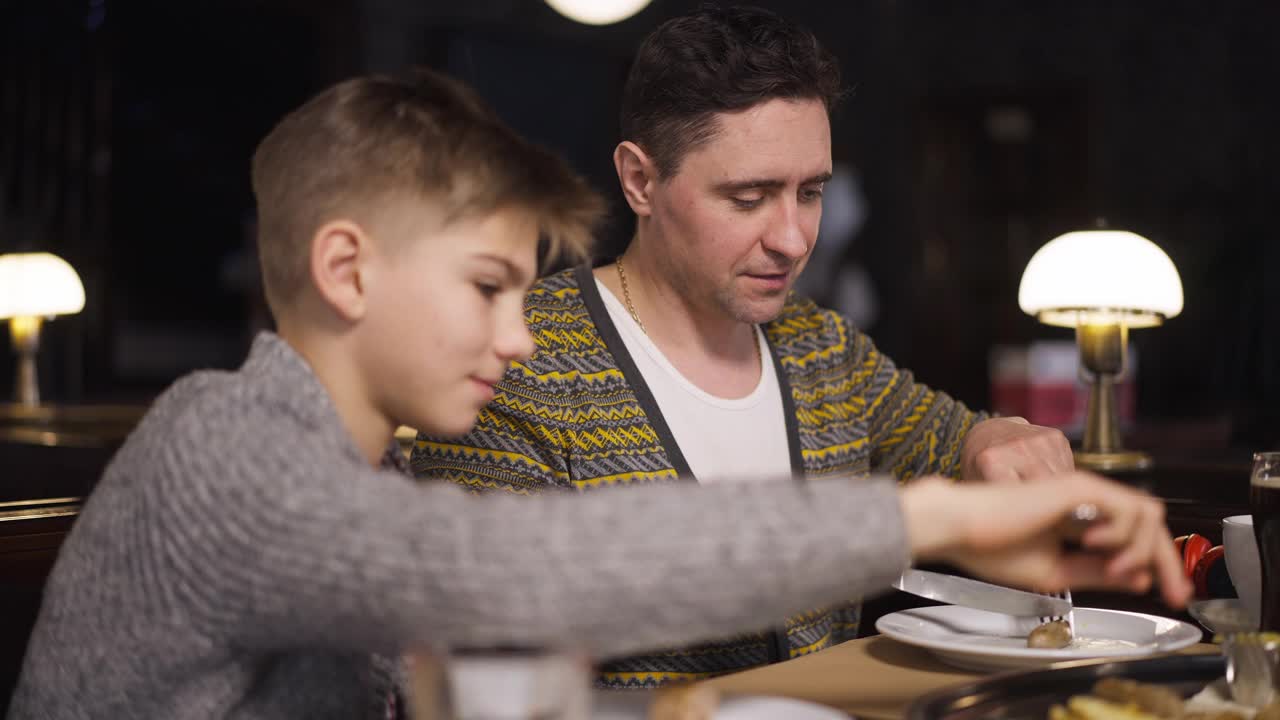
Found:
<box><xmin>1074</xmin><ymin>449</ymin><xmax>1153</xmax><ymax>473</ymax></box>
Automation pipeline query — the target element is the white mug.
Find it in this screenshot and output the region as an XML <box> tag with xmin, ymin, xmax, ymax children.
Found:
<box><xmin>1224</xmin><ymin>514</ymin><xmax>1262</xmax><ymax>628</ymax></box>
<box><xmin>408</xmin><ymin>648</ymin><xmax>590</xmax><ymax>720</ymax></box>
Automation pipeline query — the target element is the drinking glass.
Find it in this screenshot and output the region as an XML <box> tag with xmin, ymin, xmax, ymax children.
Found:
<box><xmin>1251</xmin><ymin>451</ymin><xmax>1280</xmax><ymax>632</ymax></box>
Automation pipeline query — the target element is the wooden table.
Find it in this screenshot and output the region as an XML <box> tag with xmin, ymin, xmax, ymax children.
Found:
<box><xmin>702</xmin><ymin>637</ymin><xmax>1220</xmax><ymax>719</ymax></box>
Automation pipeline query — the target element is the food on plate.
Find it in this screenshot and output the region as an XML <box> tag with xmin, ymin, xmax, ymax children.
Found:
<box><xmin>1028</xmin><ymin>620</ymin><xmax>1074</xmax><ymax>649</ymax></box>
<box><xmin>1048</xmin><ymin>694</ymin><xmax>1246</xmax><ymax>719</ymax></box>
<box><xmin>1092</xmin><ymin>678</ymin><xmax>1183</xmax><ymax>717</ymax></box>
<box><xmin>1046</xmin><ymin>678</ymin><xmax>1266</xmax><ymax>720</ymax></box>
<box><xmin>1258</xmin><ymin>702</ymin><xmax>1280</xmax><ymax>720</ymax></box>
<box><xmin>648</xmin><ymin>683</ymin><xmax>720</xmax><ymax>720</ymax></box>
<box><xmin>1048</xmin><ymin>695</ymin><xmax>1161</xmax><ymax>719</ymax></box>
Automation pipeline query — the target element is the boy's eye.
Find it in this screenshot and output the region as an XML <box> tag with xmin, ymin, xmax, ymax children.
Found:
<box><xmin>475</xmin><ymin>283</ymin><xmax>501</xmax><ymax>298</ymax></box>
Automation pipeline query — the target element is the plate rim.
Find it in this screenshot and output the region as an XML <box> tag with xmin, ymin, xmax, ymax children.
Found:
<box><xmin>716</xmin><ymin>694</ymin><xmax>849</xmax><ymax>719</ymax></box>
<box><xmin>874</xmin><ymin>605</ymin><xmax>1202</xmax><ymax>662</ymax></box>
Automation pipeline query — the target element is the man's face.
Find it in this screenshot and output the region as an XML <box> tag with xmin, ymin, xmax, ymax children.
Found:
<box><xmin>646</xmin><ymin>98</ymin><xmax>832</xmax><ymax>325</ymax></box>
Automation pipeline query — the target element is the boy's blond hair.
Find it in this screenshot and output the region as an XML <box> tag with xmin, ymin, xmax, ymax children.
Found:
<box><xmin>251</xmin><ymin>69</ymin><xmax>603</xmax><ymax>312</ymax></box>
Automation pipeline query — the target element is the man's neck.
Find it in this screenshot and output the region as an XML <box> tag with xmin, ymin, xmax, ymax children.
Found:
<box><xmin>597</xmin><ymin>243</ymin><xmax>762</xmax><ymax>399</ymax></box>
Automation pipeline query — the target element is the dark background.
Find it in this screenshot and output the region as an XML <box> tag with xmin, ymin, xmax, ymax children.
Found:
<box><xmin>3</xmin><ymin>0</ymin><xmax>1278</xmax><ymax>454</ymax></box>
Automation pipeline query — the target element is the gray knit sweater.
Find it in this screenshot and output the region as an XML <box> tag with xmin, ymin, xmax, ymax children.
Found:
<box><xmin>9</xmin><ymin>333</ymin><xmax>910</xmax><ymax>719</ymax></box>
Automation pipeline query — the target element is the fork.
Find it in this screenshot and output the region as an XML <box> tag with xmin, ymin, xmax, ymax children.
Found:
<box><xmin>1039</xmin><ymin>589</ymin><xmax>1075</xmax><ymax>638</ymax></box>
<box><xmin>1038</xmin><ymin>503</ymin><xmax>1098</xmax><ymax>639</ymax></box>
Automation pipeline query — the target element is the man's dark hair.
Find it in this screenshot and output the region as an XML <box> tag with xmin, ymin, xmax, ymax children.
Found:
<box><xmin>619</xmin><ymin>5</ymin><xmax>843</xmax><ymax>178</ymax></box>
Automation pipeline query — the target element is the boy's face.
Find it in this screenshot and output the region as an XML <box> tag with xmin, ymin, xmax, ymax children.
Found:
<box><xmin>358</xmin><ymin>205</ymin><xmax>538</xmax><ymax>437</ymax></box>
<box><xmin>645</xmin><ymin>98</ymin><xmax>831</xmax><ymax>324</ymax></box>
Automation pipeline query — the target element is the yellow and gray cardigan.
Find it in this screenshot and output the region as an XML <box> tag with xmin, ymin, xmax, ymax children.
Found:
<box><xmin>412</xmin><ymin>263</ymin><xmax>983</xmax><ymax>688</ymax></box>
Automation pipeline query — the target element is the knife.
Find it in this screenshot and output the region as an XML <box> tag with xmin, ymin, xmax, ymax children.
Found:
<box><xmin>891</xmin><ymin>568</ymin><xmax>1073</xmax><ymax>618</ymax></box>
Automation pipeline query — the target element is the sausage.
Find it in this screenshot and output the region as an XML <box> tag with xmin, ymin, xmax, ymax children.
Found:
<box><xmin>1028</xmin><ymin>620</ymin><xmax>1073</xmax><ymax>649</ymax></box>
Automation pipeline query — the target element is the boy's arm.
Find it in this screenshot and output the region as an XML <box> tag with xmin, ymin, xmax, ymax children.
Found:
<box><xmin>844</xmin><ymin>316</ymin><xmax>988</xmax><ymax>481</ymax></box>
<box><xmin>159</xmin><ymin>412</ymin><xmax>910</xmax><ymax>660</ymax></box>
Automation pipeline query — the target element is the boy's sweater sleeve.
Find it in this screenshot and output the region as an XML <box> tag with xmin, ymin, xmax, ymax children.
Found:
<box><xmin>156</xmin><ymin>404</ymin><xmax>911</xmax><ymax>660</ymax></box>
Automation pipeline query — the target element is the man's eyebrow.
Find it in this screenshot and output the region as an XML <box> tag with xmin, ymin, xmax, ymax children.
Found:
<box><xmin>712</xmin><ymin>172</ymin><xmax>833</xmax><ymax>193</ymax></box>
<box><xmin>712</xmin><ymin>178</ymin><xmax>785</xmax><ymax>194</ymax></box>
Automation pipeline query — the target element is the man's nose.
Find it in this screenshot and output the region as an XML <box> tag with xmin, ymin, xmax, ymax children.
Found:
<box><xmin>762</xmin><ymin>198</ymin><xmax>812</xmax><ymax>260</ymax></box>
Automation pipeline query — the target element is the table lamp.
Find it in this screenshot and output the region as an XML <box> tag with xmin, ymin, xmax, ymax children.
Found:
<box><xmin>1018</xmin><ymin>230</ymin><xmax>1183</xmax><ymax>472</ymax></box>
<box><xmin>0</xmin><ymin>252</ymin><xmax>85</xmax><ymax>407</ymax></box>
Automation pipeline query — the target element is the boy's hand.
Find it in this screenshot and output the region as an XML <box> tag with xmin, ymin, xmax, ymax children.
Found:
<box><xmin>901</xmin><ymin>472</ymin><xmax>1192</xmax><ymax>609</ymax></box>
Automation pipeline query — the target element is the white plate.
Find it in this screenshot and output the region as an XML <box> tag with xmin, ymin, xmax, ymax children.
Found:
<box><xmin>713</xmin><ymin>696</ymin><xmax>848</xmax><ymax>719</ymax></box>
<box><xmin>592</xmin><ymin>693</ymin><xmax>848</xmax><ymax>719</ymax></box>
<box><xmin>875</xmin><ymin>605</ymin><xmax>1202</xmax><ymax>672</ymax></box>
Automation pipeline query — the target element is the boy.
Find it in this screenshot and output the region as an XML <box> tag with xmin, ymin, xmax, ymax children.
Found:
<box><xmin>10</xmin><ymin>69</ymin><xmax>1187</xmax><ymax>719</ymax></box>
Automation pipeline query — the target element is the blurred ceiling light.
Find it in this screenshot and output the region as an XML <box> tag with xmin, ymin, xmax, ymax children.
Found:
<box><xmin>545</xmin><ymin>0</ymin><xmax>652</xmax><ymax>25</ymax></box>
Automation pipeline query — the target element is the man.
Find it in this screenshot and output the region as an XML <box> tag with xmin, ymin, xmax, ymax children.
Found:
<box><xmin>413</xmin><ymin>6</ymin><xmax>1075</xmax><ymax>687</ymax></box>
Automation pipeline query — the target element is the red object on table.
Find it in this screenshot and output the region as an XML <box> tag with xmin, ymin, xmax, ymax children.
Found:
<box><xmin>1174</xmin><ymin>534</ymin><xmax>1213</xmax><ymax>581</ymax></box>
<box><xmin>1191</xmin><ymin>545</ymin><xmax>1226</xmax><ymax>599</ymax></box>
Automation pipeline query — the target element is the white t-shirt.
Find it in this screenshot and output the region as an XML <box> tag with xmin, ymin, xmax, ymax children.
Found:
<box><xmin>596</xmin><ymin>278</ymin><xmax>792</xmax><ymax>484</ymax></box>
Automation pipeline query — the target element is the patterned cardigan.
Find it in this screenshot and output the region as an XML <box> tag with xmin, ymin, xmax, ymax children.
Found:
<box><xmin>411</xmin><ymin>263</ymin><xmax>983</xmax><ymax>688</ymax></box>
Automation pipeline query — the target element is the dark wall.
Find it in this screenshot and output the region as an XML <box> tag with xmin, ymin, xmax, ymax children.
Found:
<box><xmin>3</xmin><ymin>0</ymin><xmax>1277</xmax><ymax>450</ymax></box>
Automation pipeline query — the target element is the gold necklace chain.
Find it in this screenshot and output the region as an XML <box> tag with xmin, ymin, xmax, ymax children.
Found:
<box><xmin>614</xmin><ymin>255</ymin><xmax>761</xmax><ymax>364</ymax></box>
<box><xmin>615</xmin><ymin>255</ymin><xmax>647</xmax><ymax>335</ymax></box>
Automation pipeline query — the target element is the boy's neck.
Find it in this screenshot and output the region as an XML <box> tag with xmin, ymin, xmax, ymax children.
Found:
<box><xmin>278</xmin><ymin>329</ymin><xmax>393</xmax><ymax>468</ymax></box>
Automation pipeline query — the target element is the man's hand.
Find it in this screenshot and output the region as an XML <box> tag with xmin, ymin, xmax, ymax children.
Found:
<box><xmin>960</xmin><ymin>417</ymin><xmax>1074</xmax><ymax>484</ymax></box>
<box><xmin>900</xmin><ymin>472</ymin><xmax>1192</xmax><ymax>609</ymax></box>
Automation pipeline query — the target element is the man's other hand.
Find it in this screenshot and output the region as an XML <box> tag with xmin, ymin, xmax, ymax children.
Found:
<box><xmin>960</xmin><ymin>417</ymin><xmax>1074</xmax><ymax>484</ymax></box>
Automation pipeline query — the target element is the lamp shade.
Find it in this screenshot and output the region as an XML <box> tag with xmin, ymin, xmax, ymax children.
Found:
<box><xmin>544</xmin><ymin>0</ymin><xmax>652</xmax><ymax>25</ymax></box>
<box><xmin>1018</xmin><ymin>230</ymin><xmax>1183</xmax><ymax>329</ymax></box>
<box><xmin>0</xmin><ymin>252</ymin><xmax>85</xmax><ymax>319</ymax></box>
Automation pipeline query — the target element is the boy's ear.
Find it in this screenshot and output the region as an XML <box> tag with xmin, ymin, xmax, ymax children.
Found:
<box><xmin>309</xmin><ymin>219</ymin><xmax>369</xmax><ymax>321</ymax></box>
<box><xmin>613</xmin><ymin>141</ymin><xmax>657</xmax><ymax>217</ymax></box>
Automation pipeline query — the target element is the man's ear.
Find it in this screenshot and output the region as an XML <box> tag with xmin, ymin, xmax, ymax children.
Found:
<box><xmin>308</xmin><ymin>219</ymin><xmax>369</xmax><ymax>322</ymax></box>
<box><xmin>613</xmin><ymin>141</ymin><xmax>658</xmax><ymax>217</ymax></box>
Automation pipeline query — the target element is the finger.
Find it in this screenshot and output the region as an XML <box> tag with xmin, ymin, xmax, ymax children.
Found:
<box><xmin>1054</xmin><ymin>553</ymin><xmax>1114</xmax><ymax>590</ymax></box>
<box><xmin>1103</xmin><ymin>498</ymin><xmax>1160</xmax><ymax>577</ymax></box>
<box><xmin>1110</xmin><ymin>568</ymin><xmax>1153</xmax><ymax>594</ymax></box>
<box><xmin>1105</xmin><ymin>522</ymin><xmax>1155</xmax><ymax>582</ymax></box>
<box><xmin>1079</xmin><ymin>491</ymin><xmax>1144</xmax><ymax>550</ymax></box>
<box><xmin>1019</xmin><ymin>458</ymin><xmax>1060</xmax><ymax>483</ymax></box>
<box><xmin>976</xmin><ymin>453</ymin><xmax>1023</xmax><ymax>485</ymax></box>
<box><xmin>1056</xmin><ymin>435</ymin><xmax>1076</xmax><ymax>472</ymax></box>
<box><xmin>1081</xmin><ymin>513</ymin><xmax>1138</xmax><ymax>551</ymax></box>
<box><xmin>1094</xmin><ymin>497</ymin><xmax>1189</xmax><ymax>607</ymax></box>
<box><xmin>1145</xmin><ymin>510</ymin><xmax>1192</xmax><ymax>607</ymax></box>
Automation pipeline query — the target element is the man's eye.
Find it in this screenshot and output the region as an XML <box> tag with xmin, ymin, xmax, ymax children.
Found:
<box><xmin>800</xmin><ymin>187</ymin><xmax>824</xmax><ymax>203</ymax></box>
<box><xmin>731</xmin><ymin>196</ymin><xmax>763</xmax><ymax>210</ymax></box>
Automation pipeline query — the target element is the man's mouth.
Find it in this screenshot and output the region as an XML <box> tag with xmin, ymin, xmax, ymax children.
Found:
<box><xmin>744</xmin><ymin>269</ymin><xmax>792</xmax><ymax>288</ymax></box>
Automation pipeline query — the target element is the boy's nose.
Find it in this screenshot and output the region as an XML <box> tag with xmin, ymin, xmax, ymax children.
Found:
<box><xmin>496</xmin><ymin>318</ymin><xmax>536</xmax><ymax>363</ymax></box>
